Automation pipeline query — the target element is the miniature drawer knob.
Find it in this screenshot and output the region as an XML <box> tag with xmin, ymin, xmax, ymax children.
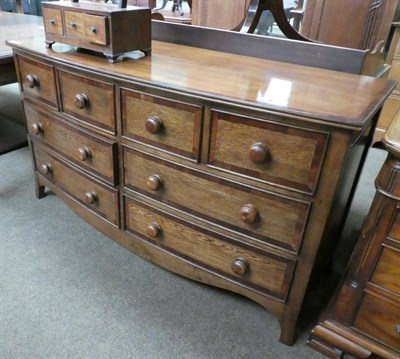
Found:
<box><xmin>146</xmin><ymin>174</ymin><xmax>163</xmax><ymax>191</ymax></box>
<box><xmin>40</xmin><ymin>163</ymin><xmax>53</xmax><ymax>175</ymax></box>
<box><xmin>70</xmin><ymin>21</ymin><xmax>77</xmax><ymax>28</ymax></box>
<box><xmin>90</xmin><ymin>26</ymin><xmax>97</xmax><ymax>33</ymax></box>
<box><xmin>77</xmin><ymin>146</ymin><xmax>91</xmax><ymax>161</ymax></box>
<box><xmin>145</xmin><ymin>116</ymin><xmax>164</xmax><ymax>134</ymax></box>
<box><xmin>147</xmin><ymin>222</ymin><xmax>162</xmax><ymax>238</ymax></box>
<box><xmin>249</xmin><ymin>142</ymin><xmax>270</xmax><ymax>163</ymax></box>
<box><xmin>74</xmin><ymin>93</ymin><xmax>89</xmax><ymax>109</ymax></box>
<box><xmin>31</xmin><ymin>122</ymin><xmax>44</xmax><ymax>135</ymax></box>
<box><xmin>49</xmin><ymin>19</ymin><xmax>56</xmax><ymax>25</ymax></box>
<box><xmin>84</xmin><ymin>191</ymin><xmax>98</xmax><ymax>204</ymax></box>
<box><xmin>231</xmin><ymin>258</ymin><xmax>249</xmax><ymax>276</ymax></box>
<box><xmin>25</xmin><ymin>74</ymin><xmax>39</xmax><ymax>89</ymax></box>
<box><xmin>395</xmin><ymin>325</ymin><xmax>400</xmax><ymax>334</ymax></box>
<box><xmin>239</xmin><ymin>204</ymin><xmax>258</xmax><ymax>224</ymax></box>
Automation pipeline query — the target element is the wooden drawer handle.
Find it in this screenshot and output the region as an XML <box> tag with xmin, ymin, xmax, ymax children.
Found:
<box><xmin>40</xmin><ymin>163</ymin><xmax>53</xmax><ymax>175</ymax></box>
<box><xmin>31</xmin><ymin>122</ymin><xmax>44</xmax><ymax>135</ymax></box>
<box><xmin>249</xmin><ymin>142</ymin><xmax>270</xmax><ymax>163</ymax></box>
<box><xmin>145</xmin><ymin>116</ymin><xmax>164</xmax><ymax>134</ymax></box>
<box><xmin>90</xmin><ymin>26</ymin><xmax>97</xmax><ymax>33</ymax></box>
<box><xmin>239</xmin><ymin>204</ymin><xmax>258</xmax><ymax>224</ymax></box>
<box><xmin>146</xmin><ymin>174</ymin><xmax>163</xmax><ymax>191</ymax></box>
<box><xmin>77</xmin><ymin>146</ymin><xmax>91</xmax><ymax>161</ymax></box>
<box><xmin>147</xmin><ymin>222</ymin><xmax>162</xmax><ymax>238</ymax></box>
<box><xmin>231</xmin><ymin>258</ymin><xmax>249</xmax><ymax>276</ymax></box>
<box><xmin>49</xmin><ymin>19</ymin><xmax>56</xmax><ymax>25</ymax></box>
<box><xmin>25</xmin><ymin>74</ymin><xmax>39</xmax><ymax>89</ymax></box>
<box><xmin>74</xmin><ymin>93</ymin><xmax>89</xmax><ymax>109</ymax></box>
<box><xmin>84</xmin><ymin>191</ymin><xmax>98</xmax><ymax>204</ymax></box>
<box><xmin>70</xmin><ymin>21</ymin><xmax>77</xmax><ymax>28</ymax></box>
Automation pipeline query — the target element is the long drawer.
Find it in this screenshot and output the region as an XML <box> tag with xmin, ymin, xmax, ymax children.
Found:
<box><xmin>125</xmin><ymin>195</ymin><xmax>296</xmax><ymax>300</ymax></box>
<box><xmin>25</xmin><ymin>101</ymin><xmax>118</xmax><ymax>185</ymax></box>
<box><xmin>124</xmin><ymin>147</ymin><xmax>310</xmax><ymax>253</ymax></box>
<box><xmin>33</xmin><ymin>142</ymin><xmax>119</xmax><ymax>226</ymax></box>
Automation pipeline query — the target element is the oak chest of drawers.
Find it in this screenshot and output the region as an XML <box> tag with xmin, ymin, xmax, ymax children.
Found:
<box><xmin>8</xmin><ymin>24</ymin><xmax>395</xmax><ymax>346</ymax></box>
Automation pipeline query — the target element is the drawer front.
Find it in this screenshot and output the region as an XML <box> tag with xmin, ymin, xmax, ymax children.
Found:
<box><xmin>353</xmin><ymin>292</ymin><xmax>400</xmax><ymax>351</ymax></box>
<box><xmin>64</xmin><ymin>11</ymin><xmax>108</xmax><ymax>45</ymax></box>
<box><xmin>25</xmin><ymin>101</ymin><xmax>117</xmax><ymax>184</ymax></box>
<box><xmin>124</xmin><ymin>148</ymin><xmax>310</xmax><ymax>253</ymax></box>
<box><xmin>208</xmin><ymin>111</ymin><xmax>329</xmax><ymax>194</ymax></box>
<box><xmin>42</xmin><ymin>8</ymin><xmax>64</xmax><ymax>36</ymax></box>
<box><xmin>17</xmin><ymin>56</ymin><xmax>58</xmax><ymax>108</ymax></box>
<box><xmin>59</xmin><ymin>70</ymin><xmax>115</xmax><ymax>133</ymax></box>
<box><xmin>125</xmin><ymin>196</ymin><xmax>295</xmax><ymax>300</ymax></box>
<box><xmin>33</xmin><ymin>143</ymin><xmax>119</xmax><ymax>225</ymax></box>
<box><xmin>370</xmin><ymin>246</ymin><xmax>400</xmax><ymax>294</ymax></box>
<box><xmin>121</xmin><ymin>89</ymin><xmax>202</xmax><ymax>161</ymax></box>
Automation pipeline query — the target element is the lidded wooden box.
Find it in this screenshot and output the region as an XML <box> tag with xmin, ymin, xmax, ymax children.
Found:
<box><xmin>41</xmin><ymin>0</ymin><xmax>151</xmax><ymax>63</ymax></box>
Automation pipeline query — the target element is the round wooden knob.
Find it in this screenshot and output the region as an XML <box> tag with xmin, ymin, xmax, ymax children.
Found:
<box><xmin>146</xmin><ymin>174</ymin><xmax>163</xmax><ymax>191</ymax></box>
<box><xmin>40</xmin><ymin>163</ymin><xmax>52</xmax><ymax>175</ymax></box>
<box><xmin>25</xmin><ymin>74</ymin><xmax>39</xmax><ymax>89</ymax></box>
<box><xmin>239</xmin><ymin>204</ymin><xmax>258</xmax><ymax>224</ymax></box>
<box><xmin>74</xmin><ymin>93</ymin><xmax>89</xmax><ymax>109</ymax></box>
<box><xmin>49</xmin><ymin>19</ymin><xmax>56</xmax><ymax>25</ymax></box>
<box><xmin>77</xmin><ymin>146</ymin><xmax>91</xmax><ymax>161</ymax></box>
<box><xmin>84</xmin><ymin>191</ymin><xmax>98</xmax><ymax>204</ymax></box>
<box><xmin>249</xmin><ymin>142</ymin><xmax>270</xmax><ymax>163</ymax></box>
<box><xmin>395</xmin><ymin>325</ymin><xmax>400</xmax><ymax>334</ymax></box>
<box><xmin>146</xmin><ymin>222</ymin><xmax>162</xmax><ymax>238</ymax></box>
<box><xmin>231</xmin><ymin>258</ymin><xmax>249</xmax><ymax>276</ymax></box>
<box><xmin>31</xmin><ymin>122</ymin><xmax>44</xmax><ymax>135</ymax></box>
<box><xmin>145</xmin><ymin>116</ymin><xmax>164</xmax><ymax>134</ymax></box>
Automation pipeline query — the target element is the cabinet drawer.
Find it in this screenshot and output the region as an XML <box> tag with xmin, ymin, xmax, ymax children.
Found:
<box><xmin>124</xmin><ymin>148</ymin><xmax>310</xmax><ymax>253</ymax></box>
<box><xmin>370</xmin><ymin>246</ymin><xmax>400</xmax><ymax>294</ymax></box>
<box><xmin>208</xmin><ymin>111</ymin><xmax>329</xmax><ymax>194</ymax></box>
<box><xmin>33</xmin><ymin>143</ymin><xmax>119</xmax><ymax>225</ymax></box>
<box><xmin>25</xmin><ymin>101</ymin><xmax>117</xmax><ymax>184</ymax></box>
<box><xmin>64</xmin><ymin>11</ymin><xmax>108</xmax><ymax>45</ymax></box>
<box><xmin>125</xmin><ymin>196</ymin><xmax>295</xmax><ymax>300</ymax></box>
<box><xmin>42</xmin><ymin>8</ymin><xmax>64</xmax><ymax>36</ymax></box>
<box><xmin>353</xmin><ymin>292</ymin><xmax>400</xmax><ymax>351</ymax></box>
<box><xmin>59</xmin><ymin>70</ymin><xmax>115</xmax><ymax>133</ymax></box>
<box><xmin>17</xmin><ymin>56</ymin><xmax>58</xmax><ymax>108</ymax></box>
<box><xmin>121</xmin><ymin>89</ymin><xmax>202</xmax><ymax>161</ymax></box>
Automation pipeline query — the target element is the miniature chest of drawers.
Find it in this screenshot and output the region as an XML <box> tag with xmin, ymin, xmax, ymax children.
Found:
<box><xmin>7</xmin><ymin>23</ymin><xmax>395</xmax><ymax>347</ymax></box>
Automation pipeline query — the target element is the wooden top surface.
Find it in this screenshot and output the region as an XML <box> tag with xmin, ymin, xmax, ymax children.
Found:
<box><xmin>7</xmin><ymin>35</ymin><xmax>396</xmax><ymax>129</ymax></box>
<box><xmin>42</xmin><ymin>1</ymin><xmax>148</xmax><ymax>14</ymax></box>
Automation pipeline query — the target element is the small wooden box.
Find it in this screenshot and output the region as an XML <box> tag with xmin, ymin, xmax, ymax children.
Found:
<box><xmin>41</xmin><ymin>0</ymin><xmax>151</xmax><ymax>63</ymax></box>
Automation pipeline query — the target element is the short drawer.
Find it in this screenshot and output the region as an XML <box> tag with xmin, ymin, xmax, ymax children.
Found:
<box><xmin>370</xmin><ymin>246</ymin><xmax>400</xmax><ymax>294</ymax></box>
<box><xmin>208</xmin><ymin>111</ymin><xmax>329</xmax><ymax>194</ymax></box>
<box><xmin>17</xmin><ymin>56</ymin><xmax>58</xmax><ymax>108</ymax></box>
<box><xmin>64</xmin><ymin>11</ymin><xmax>108</xmax><ymax>45</ymax></box>
<box><xmin>353</xmin><ymin>292</ymin><xmax>400</xmax><ymax>351</ymax></box>
<box><xmin>125</xmin><ymin>196</ymin><xmax>295</xmax><ymax>300</ymax></box>
<box><xmin>33</xmin><ymin>143</ymin><xmax>119</xmax><ymax>225</ymax></box>
<box><xmin>121</xmin><ymin>89</ymin><xmax>202</xmax><ymax>161</ymax></box>
<box><xmin>59</xmin><ymin>70</ymin><xmax>115</xmax><ymax>133</ymax></box>
<box><xmin>42</xmin><ymin>8</ymin><xmax>64</xmax><ymax>36</ymax></box>
<box><xmin>25</xmin><ymin>101</ymin><xmax>118</xmax><ymax>184</ymax></box>
<box><xmin>124</xmin><ymin>148</ymin><xmax>310</xmax><ymax>253</ymax></box>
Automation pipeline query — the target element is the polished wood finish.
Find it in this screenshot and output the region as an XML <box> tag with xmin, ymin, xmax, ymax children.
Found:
<box><xmin>8</xmin><ymin>31</ymin><xmax>395</xmax><ymax>346</ymax></box>
<box><xmin>308</xmin><ymin>113</ymin><xmax>400</xmax><ymax>358</ymax></box>
<box><xmin>41</xmin><ymin>1</ymin><xmax>151</xmax><ymax>62</ymax></box>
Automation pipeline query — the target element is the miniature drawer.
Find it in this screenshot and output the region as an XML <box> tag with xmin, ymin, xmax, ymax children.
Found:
<box><xmin>208</xmin><ymin>111</ymin><xmax>329</xmax><ymax>194</ymax></box>
<box><xmin>59</xmin><ymin>70</ymin><xmax>116</xmax><ymax>133</ymax></box>
<box><xmin>125</xmin><ymin>196</ymin><xmax>295</xmax><ymax>300</ymax></box>
<box><xmin>121</xmin><ymin>89</ymin><xmax>202</xmax><ymax>161</ymax></box>
<box><xmin>64</xmin><ymin>11</ymin><xmax>108</xmax><ymax>45</ymax></box>
<box><xmin>25</xmin><ymin>101</ymin><xmax>117</xmax><ymax>185</ymax></box>
<box><xmin>353</xmin><ymin>291</ymin><xmax>400</xmax><ymax>351</ymax></box>
<box><xmin>33</xmin><ymin>143</ymin><xmax>119</xmax><ymax>225</ymax></box>
<box><xmin>370</xmin><ymin>246</ymin><xmax>400</xmax><ymax>294</ymax></box>
<box><xmin>42</xmin><ymin>8</ymin><xmax>64</xmax><ymax>36</ymax></box>
<box><xmin>17</xmin><ymin>56</ymin><xmax>58</xmax><ymax>108</ymax></box>
<box><xmin>124</xmin><ymin>148</ymin><xmax>310</xmax><ymax>253</ymax></box>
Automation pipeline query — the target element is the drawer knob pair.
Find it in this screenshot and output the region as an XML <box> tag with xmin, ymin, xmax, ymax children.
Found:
<box><xmin>40</xmin><ymin>163</ymin><xmax>53</xmax><ymax>175</ymax></box>
<box><xmin>145</xmin><ymin>116</ymin><xmax>164</xmax><ymax>134</ymax></box>
<box><xmin>84</xmin><ymin>191</ymin><xmax>98</xmax><ymax>204</ymax></box>
<box><xmin>249</xmin><ymin>143</ymin><xmax>270</xmax><ymax>163</ymax></box>
<box><xmin>147</xmin><ymin>222</ymin><xmax>162</xmax><ymax>238</ymax></box>
<box><xmin>231</xmin><ymin>258</ymin><xmax>249</xmax><ymax>276</ymax></box>
<box><xmin>146</xmin><ymin>174</ymin><xmax>163</xmax><ymax>191</ymax></box>
<box><xmin>31</xmin><ymin>122</ymin><xmax>44</xmax><ymax>135</ymax></box>
<box><xmin>77</xmin><ymin>146</ymin><xmax>92</xmax><ymax>161</ymax></box>
<box><xmin>25</xmin><ymin>74</ymin><xmax>39</xmax><ymax>89</ymax></box>
<box><xmin>74</xmin><ymin>93</ymin><xmax>89</xmax><ymax>109</ymax></box>
<box><xmin>239</xmin><ymin>204</ymin><xmax>258</xmax><ymax>224</ymax></box>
